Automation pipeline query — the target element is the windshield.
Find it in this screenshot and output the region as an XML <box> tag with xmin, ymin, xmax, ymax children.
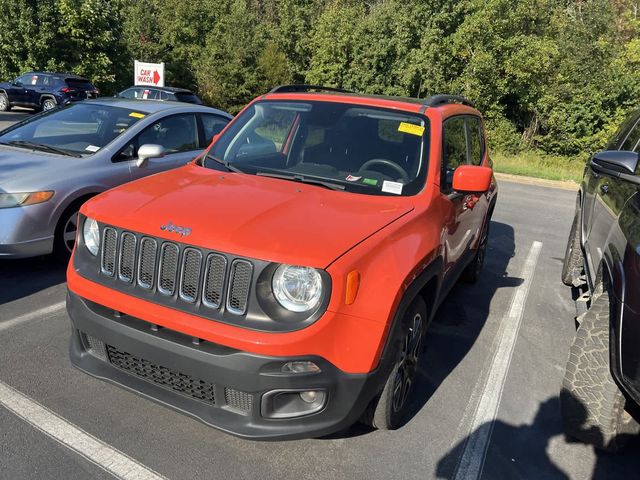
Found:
<box><xmin>0</xmin><ymin>103</ymin><xmax>147</xmax><ymax>155</ymax></box>
<box><xmin>205</xmin><ymin>100</ymin><xmax>428</xmax><ymax>196</ymax></box>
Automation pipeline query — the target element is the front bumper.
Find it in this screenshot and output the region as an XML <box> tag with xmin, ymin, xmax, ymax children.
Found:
<box><xmin>67</xmin><ymin>290</ymin><xmax>384</xmax><ymax>440</ymax></box>
<box><xmin>0</xmin><ymin>204</ymin><xmax>55</xmax><ymax>258</ymax></box>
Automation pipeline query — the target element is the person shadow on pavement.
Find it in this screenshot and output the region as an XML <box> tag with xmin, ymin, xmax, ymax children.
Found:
<box><xmin>435</xmin><ymin>392</ymin><xmax>640</xmax><ymax>479</ymax></box>
<box><xmin>436</xmin><ymin>398</ymin><xmax>570</xmax><ymax>479</ymax></box>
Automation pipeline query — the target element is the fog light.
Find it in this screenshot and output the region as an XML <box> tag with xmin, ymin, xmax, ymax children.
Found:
<box><xmin>300</xmin><ymin>390</ymin><xmax>321</xmax><ymax>403</ymax></box>
<box><xmin>261</xmin><ymin>389</ymin><xmax>327</xmax><ymax>419</ymax></box>
<box><xmin>281</xmin><ymin>361</ymin><xmax>321</xmax><ymax>374</ymax></box>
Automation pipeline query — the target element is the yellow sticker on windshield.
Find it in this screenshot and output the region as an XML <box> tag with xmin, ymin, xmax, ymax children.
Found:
<box><xmin>129</xmin><ymin>112</ymin><xmax>145</xmax><ymax>119</ymax></box>
<box><xmin>398</xmin><ymin>122</ymin><xmax>425</xmax><ymax>137</ymax></box>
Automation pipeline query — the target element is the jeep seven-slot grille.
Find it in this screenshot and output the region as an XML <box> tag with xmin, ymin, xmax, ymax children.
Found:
<box><xmin>98</xmin><ymin>227</ymin><xmax>252</xmax><ymax>316</ymax></box>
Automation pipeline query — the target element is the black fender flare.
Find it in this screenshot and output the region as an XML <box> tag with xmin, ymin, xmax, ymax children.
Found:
<box><xmin>39</xmin><ymin>94</ymin><xmax>57</xmax><ymax>106</ymax></box>
<box><xmin>371</xmin><ymin>256</ymin><xmax>444</xmax><ymax>385</ymax></box>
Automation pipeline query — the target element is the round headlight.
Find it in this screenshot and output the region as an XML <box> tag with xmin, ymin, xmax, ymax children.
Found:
<box><xmin>83</xmin><ymin>217</ymin><xmax>100</xmax><ymax>256</ymax></box>
<box><xmin>272</xmin><ymin>265</ymin><xmax>323</xmax><ymax>312</ymax></box>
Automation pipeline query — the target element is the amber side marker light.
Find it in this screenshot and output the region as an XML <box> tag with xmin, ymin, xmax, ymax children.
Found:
<box><xmin>23</xmin><ymin>191</ymin><xmax>54</xmax><ymax>205</ymax></box>
<box><xmin>345</xmin><ymin>270</ymin><xmax>360</xmax><ymax>305</ymax></box>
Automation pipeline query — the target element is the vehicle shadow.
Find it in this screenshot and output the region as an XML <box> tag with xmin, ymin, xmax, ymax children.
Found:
<box><xmin>325</xmin><ymin>220</ymin><xmax>519</xmax><ymax>438</ymax></box>
<box><xmin>0</xmin><ymin>256</ymin><xmax>66</xmax><ymax>305</ymax></box>
<box><xmin>435</xmin><ymin>392</ymin><xmax>640</xmax><ymax>479</ymax></box>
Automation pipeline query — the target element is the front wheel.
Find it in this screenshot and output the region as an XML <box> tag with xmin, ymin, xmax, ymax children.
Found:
<box><xmin>461</xmin><ymin>219</ymin><xmax>490</xmax><ymax>283</ymax></box>
<box><xmin>0</xmin><ymin>92</ymin><xmax>10</xmax><ymax>111</ymax></box>
<box><xmin>364</xmin><ymin>296</ymin><xmax>427</xmax><ymax>430</ymax></box>
<box><xmin>53</xmin><ymin>205</ymin><xmax>80</xmax><ymax>262</ymax></box>
<box><xmin>561</xmin><ymin>289</ymin><xmax>639</xmax><ymax>451</ymax></box>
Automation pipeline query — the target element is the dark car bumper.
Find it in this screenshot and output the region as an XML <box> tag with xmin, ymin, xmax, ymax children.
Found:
<box><xmin>67</xmin><ymin>290</ymin><xmax>382</xmax><ymax>440</ymax></box>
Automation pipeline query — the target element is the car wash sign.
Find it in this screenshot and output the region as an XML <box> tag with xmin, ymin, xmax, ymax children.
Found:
<box><xmin>134</xmin><ymin>60</ymin><xmax>165</xmax><ymax>87</ymax></box>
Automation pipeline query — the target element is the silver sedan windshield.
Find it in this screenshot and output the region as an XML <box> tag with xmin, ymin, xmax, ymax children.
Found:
<box><xmin>0</xmin><ymin>103</ymin><xmax>147</xmax><ymax>156</ymax></box>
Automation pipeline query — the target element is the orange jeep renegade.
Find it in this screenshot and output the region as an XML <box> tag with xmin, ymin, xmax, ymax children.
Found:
<box><xmin>67</xmin><ymin>85</ymin><xmax>497</xmax><ymax>439</ymax></box>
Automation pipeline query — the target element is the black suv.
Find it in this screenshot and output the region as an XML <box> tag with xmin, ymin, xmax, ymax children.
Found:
<box><xmin>116</xmin><ymin>86</ymin><xmax>203</xmax><ymax>105</ymax></box>
<box><xmin>0</xmin><ymin>72</ymin><xmax>99</xmax><ymax>112</ymax></box>
<box><xmin>561</xmin><ymin>110</ymin><xmax>640</xmax><ymax>451</ymax></box>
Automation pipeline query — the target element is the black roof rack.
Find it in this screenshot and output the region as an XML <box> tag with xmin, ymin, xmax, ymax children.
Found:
<box><xmin>423</xmin><ymin>94</ymin><xmax>475</xmax><ymax>109</ymax></box>
<box><xmin>269</xmin><ymin>84</ymin><xmax>352</xmax><ymax>94</ymax></box>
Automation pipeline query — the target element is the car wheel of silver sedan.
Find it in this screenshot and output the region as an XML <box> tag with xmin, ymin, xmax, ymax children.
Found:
<box><xmin>53</xmin><ymin>207</ymin><xmax>80</xmax><ymax>262</ymax></box>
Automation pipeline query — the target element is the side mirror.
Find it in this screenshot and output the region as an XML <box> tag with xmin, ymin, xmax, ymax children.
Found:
<box><xmin>591</xmin><ymin>150</ymin><xmax>639</xmax><ymax>176</ymax></box>
<box><xmin>136</xmin><ymin>144</ymin><xmax>166</xmax><ymax>167</ymax></box>
<box><xmin>13</xmin><ymin>81</ymin><xmax>22</xmax><ymax>87</ymax></box>
<box><xmin>452</xmin><ymin>165</ymin><xmax>493</xmax><ymax>193</ymax></box>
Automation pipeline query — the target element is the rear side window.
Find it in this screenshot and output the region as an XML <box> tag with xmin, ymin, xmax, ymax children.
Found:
<box><xmin>119</xmin><ymin>88</ymin><xmax>139</xmax><ymax>99</ymax></box>
<box><xmin>442</xmin><ymin>117</ymin><xmax>467</xmax><ymax>192</ymax></box>
<box><xmin>175</xmin><ymin>92</ymin><xmax>201</xmax><ymax>104</ymax></box>
<box><xmin>65</xmin><ymin>78</ymin><xmax>95</xmax><ymax>90</ymax></box>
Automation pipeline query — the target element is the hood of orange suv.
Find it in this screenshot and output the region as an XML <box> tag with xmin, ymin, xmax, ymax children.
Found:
<box><xmin>82</xmin><ymin>164</ymin><xmax>414</xmax><ymax>268</ymax></box>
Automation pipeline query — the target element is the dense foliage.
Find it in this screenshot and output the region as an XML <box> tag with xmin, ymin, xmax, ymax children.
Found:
<box><xmin>0</xmin><ymin>0</ymin><xmax>639</xmax><ymax>157</ymax></box>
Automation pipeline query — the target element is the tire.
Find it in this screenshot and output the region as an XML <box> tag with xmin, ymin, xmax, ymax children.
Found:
<box><xmin>561</xmin><ymin>290</ymin><xmax>639</xmax><ymax>451</ymax></box>
<box><xmin>41</xmin><ymin>97</ymin><xmax>57</xmax><ymax>112</ymax></box>
<box><xmin>461</xmin><ymin>218</ymin><xmax>490</xmax><ymax>283</ymax></box>
<box><xmin>53</xmin><ymin>202</ymin><xmax>82</xmax><ymax>263</ymax></box>
<box><xmin>0</xmin><ymin>92</ymin><xmax>10</xmax><ymax>112</ymax></box>
<box><xmin>562</xmin><ymin>201</ymin><xmax>582</xmax><ymax>286</ymax></box>
<box><xmin>363</xmin><ymin>296</ymin><xmax>427</xmax><ymax>430</ymax></box>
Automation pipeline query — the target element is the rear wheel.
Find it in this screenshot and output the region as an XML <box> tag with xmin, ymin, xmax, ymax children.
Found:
<box><xmin>561</xmin><ymin>289</ymin><xmax>640</xmax><ymax>451</ymax></box>
<box><xmin>461</xmin><ymin>218</ymin><xmax>490</xmax><ymax>283</ymax></box>
<box><xmin>0</xmin><ymin>92</ymin><xmax>10</xmax><ymax>111</ymax></box>
<box><xmin>363</xmin><ymin>296</ymin><xmax>427</xmax><ymax>430</ymax></box>
<box><xmin>42</xmin><ymin>98</ymin><xmax>57</xmax><ymax>112</ymax></box>
<box><xmin>562</xmin><ymin>201</ymin><xmax>582</xmax><ymax>286</ymax></box>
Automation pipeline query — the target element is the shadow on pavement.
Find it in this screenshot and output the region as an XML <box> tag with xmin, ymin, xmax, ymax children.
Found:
<box><xmin>0</xmin><ymin>256</ymin><xmax>66</xmax><ymax>305</ymax></box>
<box><xmin>436</xmin><ymin>392</ymin><xmax>640</xmax><ymax>479</ymax></box>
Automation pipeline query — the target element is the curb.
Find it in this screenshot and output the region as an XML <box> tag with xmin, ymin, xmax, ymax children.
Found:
<box><xmin>494</xmin><ymin>172</ymin><xmax>578</xmax><ymax>191</ymax></box>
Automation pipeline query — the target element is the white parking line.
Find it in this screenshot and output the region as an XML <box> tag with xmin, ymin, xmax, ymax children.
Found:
<box><xmin>0</xmin><ymin>381</ymin><xmax>167</xmax><ymax>480</ymax></box>
<box><xmin>0</xmin><ymin>301</ymin><xmax>66</xmax><ymax>332</ymax></box>
<box><xmin>453</xmin><ymin>241</ymin><xmax>543</xmax><ymax>480</ymax></box>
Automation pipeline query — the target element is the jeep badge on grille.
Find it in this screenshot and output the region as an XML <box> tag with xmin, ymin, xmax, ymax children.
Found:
<box><xmin>160</xmin><ymin>221</ymin><xmax>192</xmax><ymax>237</ymax></box>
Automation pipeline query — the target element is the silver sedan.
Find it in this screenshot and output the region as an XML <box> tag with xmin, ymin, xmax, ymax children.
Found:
<box><xmin>0</xmin><ymin>98</ymin><xmax>231</xmax><ymax>259</ymax></box>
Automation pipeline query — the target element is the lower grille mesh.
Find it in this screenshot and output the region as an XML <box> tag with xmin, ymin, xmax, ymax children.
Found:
<box><xmin>224</xmin><ymin>387</ymin><xmax>253</xmax><ymax>413</ymax></box>
<box><xmin>106</xmin><ymin>345</ymin><xmax>216</xmax><ymax>405</ymax></box>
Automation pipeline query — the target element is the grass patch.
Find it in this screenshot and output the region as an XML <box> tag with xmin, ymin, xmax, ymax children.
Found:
<box><xmin>492</xmin><ymin>150</ymin><xmax>585</xmax><ymax>183</ymax></box>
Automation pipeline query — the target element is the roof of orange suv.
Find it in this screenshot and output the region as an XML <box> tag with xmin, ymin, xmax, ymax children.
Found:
<box><xmin>262</xmin><ymin>84</ymin><xmax>476</xmax><ymax>115</ymax></box>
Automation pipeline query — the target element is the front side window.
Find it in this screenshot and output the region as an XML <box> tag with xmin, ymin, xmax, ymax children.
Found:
<box><xmin>0</xmin><ymin>103</ymin><xmax>146</xmax><ymax>155</ymax></box>
<box><xmin>114</xmin><ymin>113</ymin><xmax>198</xmax><ymax>162</ymax></box>
<box><xmin>442</xmin><ymin>117</ymin><xmax>467</xmax><ymax>192</ymax></box>
<box><xmin>205</xmin><ymin>100</ymin><xmax>428</xmax><ymax>196</ymax></box>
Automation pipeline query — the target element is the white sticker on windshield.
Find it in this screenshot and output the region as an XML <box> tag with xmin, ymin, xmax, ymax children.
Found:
<box><xmin>382</xmin><ymin>180</ymin><xmax>403</xmax><ymax>195</ymax></box>
<box><xmin>85</xmin><ymin>145</ymin><xmax>100</xmax><ymax>152</ymax></box>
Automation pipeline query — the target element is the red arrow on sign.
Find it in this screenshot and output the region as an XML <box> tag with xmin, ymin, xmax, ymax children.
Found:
<box><xmin>153</xmin><ymin>70</ymin><xmax>160</xmax><ymax>85</ymax></box>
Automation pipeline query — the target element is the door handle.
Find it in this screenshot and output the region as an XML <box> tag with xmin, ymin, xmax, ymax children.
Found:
<box><xmin>600</xmin><ymin>184</ymin><xmax>609</xmax><ymax>195</ymax></box>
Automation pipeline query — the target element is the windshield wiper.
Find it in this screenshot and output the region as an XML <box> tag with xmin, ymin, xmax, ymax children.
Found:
<box><xmin>205</xmin><ymin>154</ymin><xmax>244</xmax><ymax>174</ymax></box>
<box><xmin>7</xmin><ymin>140</ymin><xmax>81</xmax><ymax>157</ymax></box>
<box><xmin>256</xmin><ymin>171</ymin><xmax>345</xmax><ymax>191</ymax></box>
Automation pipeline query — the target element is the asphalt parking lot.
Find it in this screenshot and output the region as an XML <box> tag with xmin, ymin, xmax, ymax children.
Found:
<box><xmin>1</xmin><ymin>179</ymin><xmax>639</xmax><ymax>480</ymax></box>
